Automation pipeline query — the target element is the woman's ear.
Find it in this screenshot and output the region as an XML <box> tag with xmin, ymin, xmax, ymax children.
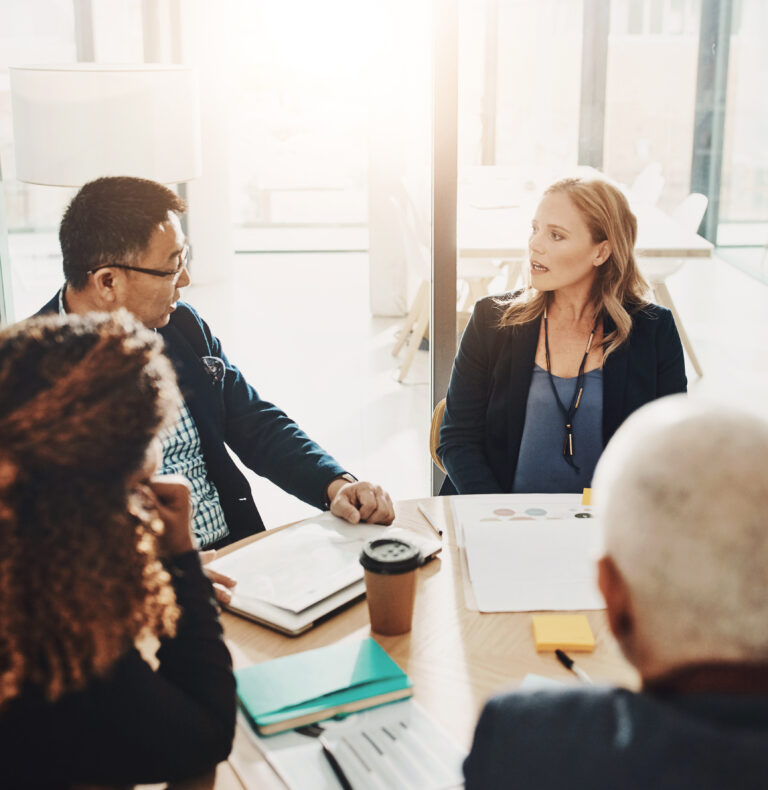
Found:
<box><xmin>593</xmin><ymin>240</ymin><xmax>611</xmax><ymax>267</ymax></box>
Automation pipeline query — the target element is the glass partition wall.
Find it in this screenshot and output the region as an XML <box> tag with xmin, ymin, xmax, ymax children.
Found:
<box><xmin>0</xmin><ymin>0</ymin><xmax>766</xmax><ymax>501</ymax></box>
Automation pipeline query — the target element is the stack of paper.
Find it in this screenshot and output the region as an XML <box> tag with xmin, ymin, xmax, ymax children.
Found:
<box><xmin>208</xmin><ymin>512</ymin><xmax>442</xmax><ymax>635</ymax></box>
<box><xmin>451</xmin><ymin>495</ymin><xmax>603</xmax><ymax>612</ymax></box>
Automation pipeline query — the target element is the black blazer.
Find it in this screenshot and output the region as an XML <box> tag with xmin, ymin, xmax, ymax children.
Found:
<box><xmin>38</xmin><ymin>294</ymin><xmax>347</xmax><ymax>545</ymax></box>
<box><xmin>437</xmin><ymin>294</ymin><xmax>687</xmax><ymax>494</ymax></box>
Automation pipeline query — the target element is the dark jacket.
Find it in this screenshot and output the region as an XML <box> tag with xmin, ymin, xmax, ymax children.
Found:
<box><xmin>438</xmin><ymin>295</ymin><xmax>687</xmax><ymax>494</ymax></box>
<box><xmin>0</xmin><ymin>552</ymin><xmax>236</xmax><ymax>787</ymax></box>
<box><xmin>38</xmin><ymin>294</ymin><xmax>347</xmax><ymax>545</ymax></box>
<box><xmin>464</xmin><ymin>686</ymin><xmax>768</xmax><ymax>789</ymax></box>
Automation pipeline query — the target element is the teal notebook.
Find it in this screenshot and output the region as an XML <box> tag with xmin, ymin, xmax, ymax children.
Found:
<box><xmin>236</xmin><ymin>637</ymin><xmax>413</xmax><ymax>735</ymax></box>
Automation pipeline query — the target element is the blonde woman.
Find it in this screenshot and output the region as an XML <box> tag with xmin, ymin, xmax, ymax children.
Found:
<box><xmin>0</xmin><ymin>312</ymin><xmax>235</xmax><ymax>786</ymax></box>
<box><xmin>437</xmin><ymin>177</ymin><xmax>687</xmax><ymax>495</ymax></box>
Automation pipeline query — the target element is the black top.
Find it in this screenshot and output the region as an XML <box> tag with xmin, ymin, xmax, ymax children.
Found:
<box><xmin>0</xmin><ymin>552</ymin><xmax>236</xmax><ymax>788</ymax></box>
<box><xmin>437</xmin><ymin>295</ymin><xmax>688</xmax><ymax>494</ymax></box>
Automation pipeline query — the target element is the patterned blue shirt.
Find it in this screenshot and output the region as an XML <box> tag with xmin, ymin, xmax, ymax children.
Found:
<box><xmin>158</xmin><ymin>400</ymin><xmax>230</xmax><ymax>548</ymax></box>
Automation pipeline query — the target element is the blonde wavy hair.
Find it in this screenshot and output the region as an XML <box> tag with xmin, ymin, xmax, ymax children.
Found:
<box><xmin>0</xmin><ymin>311</ymin><xmax>182</xmax><ymax>706</ymax></box>
<box><xmin>499</xmin><ymin>177</ymin><xmax>650</xmax><ymax>360</ymax></box>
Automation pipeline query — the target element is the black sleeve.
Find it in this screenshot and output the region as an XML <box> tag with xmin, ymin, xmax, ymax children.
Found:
<box><xmin>464</xmin><ymin>696</ymin><xmax>505</xmax><ymax>789</ymax></box>
<box><xmin>438</xmin><ymin>298</ymin><xmax>505</xmax><ymax>493</ymax></box>
<box><xmin>2</xmin><ymin>552</ymin><xmax>236</xmax><ymax>786</ymax></box>
<box><xmin>655</xmin><ymin>308</ymin><xmax>688</xmax><ymax>396</ymax></box>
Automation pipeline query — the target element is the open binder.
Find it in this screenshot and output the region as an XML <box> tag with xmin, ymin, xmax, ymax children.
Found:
<box><xmin>208</xmin><ymin>512</ymin><xmax>442</xmax><ymax>635</ymax></box>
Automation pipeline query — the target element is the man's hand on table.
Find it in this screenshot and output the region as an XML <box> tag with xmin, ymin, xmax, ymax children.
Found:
<box><xmin>327</xmin><ymin>478</ymin><xmax>395</xmax><ymax>526</ymax></box>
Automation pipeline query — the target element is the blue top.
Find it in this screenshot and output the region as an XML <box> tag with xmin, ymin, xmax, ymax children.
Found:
<box><xmin>512</xmin><ymin>364</ymin><xmax>603</xmax><ymax>493</ymax></box>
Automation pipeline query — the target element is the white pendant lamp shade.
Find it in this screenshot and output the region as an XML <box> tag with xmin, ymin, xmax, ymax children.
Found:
<box><xmin>10</xmin><ymin>64</ymin><xmax>202</xmax><ymax>186</ymax></box>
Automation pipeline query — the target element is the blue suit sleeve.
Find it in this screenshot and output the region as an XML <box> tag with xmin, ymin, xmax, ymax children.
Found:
<box><xmin>438</xmin><ymin>299</ymin><xmax>504</xmax><ymax>494</ymax></box>
<box><xmin>194</xmin><ymin>311</ymin><xmax>346</xmax><ymax>509</ymax></box>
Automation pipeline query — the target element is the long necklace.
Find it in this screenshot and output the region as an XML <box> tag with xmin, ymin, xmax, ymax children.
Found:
<box><xmin>543</xmin><ymin>306</ymin><xmax>599</xmax><ymax>472</ymax></box>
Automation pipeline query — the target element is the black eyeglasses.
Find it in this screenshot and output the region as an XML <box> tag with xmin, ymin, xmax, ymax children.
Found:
<box><xmin>88</xmin><ymin>245</ymin><xmax>189</xmax><ymax>281</ymax></box>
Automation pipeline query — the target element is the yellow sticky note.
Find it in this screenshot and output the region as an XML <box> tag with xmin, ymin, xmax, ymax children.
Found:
<box><xmin>581</xmin><ymin>488</ymin><xmax>592</xmax><ymax>506</ymax></box>
<box><xmin>531</xmin><ymin>614</ymin><xmax>595</xmax><ymax>652</ymax></box>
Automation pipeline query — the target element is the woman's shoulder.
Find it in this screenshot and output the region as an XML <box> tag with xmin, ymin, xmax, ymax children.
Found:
<box><xmin>629</xmin><ymin>301</ymin><xmax>674</xmax><ymax>327</ymax></box>
<box><xmin>473</xmin><ymin>290</ymin><xmax>526</xmax><ymax>324</ymax></box>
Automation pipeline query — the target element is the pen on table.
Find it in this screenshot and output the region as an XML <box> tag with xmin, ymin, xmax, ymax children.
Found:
<box><xmin>318</xmin><ymin>734</ymin><xmax>354</xmax><ymax>790</ymax></box>
<box><xmin>417</xmin><ymin>504</ymin><xmax>443</xmax><ymax>537</ymax></box>
<box><xmin>555</xmin><ymin>649</ymin><xmax>594</xmax><ymax>685</ymax></box>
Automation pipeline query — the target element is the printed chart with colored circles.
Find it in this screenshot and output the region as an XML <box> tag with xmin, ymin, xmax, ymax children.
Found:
<box><xmin>450</xmin><ymin>494</ymin><xmax>595</xmax><ymax>548</ymax></box>
<box><xmin>479</xmin><ymin>504</ymin><xmax>592</xmax><ymax>521</ymax></box>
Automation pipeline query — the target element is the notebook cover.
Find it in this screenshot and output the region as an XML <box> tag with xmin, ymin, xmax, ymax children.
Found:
<box><xmin>236</xmin><ymin>637</ymin><xmax>412</xmax><ymax>731</ymax></box>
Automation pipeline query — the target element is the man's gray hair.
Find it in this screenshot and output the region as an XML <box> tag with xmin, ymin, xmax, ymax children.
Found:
<box><xmin>594</xmin><ymin>395</ymin><xmax>768</xmax><ymax>665</ymax></box>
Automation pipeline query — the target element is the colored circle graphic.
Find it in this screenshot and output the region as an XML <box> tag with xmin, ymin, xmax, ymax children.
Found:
<box><xmin>524</xmin><ymin>508</ymin><xmax>547</xmax><ymax>516</ymax></box>
<box><xmin>493</xmin><ymin>508</ymin><xmax>516</xmax><ymax>516</ymax></box>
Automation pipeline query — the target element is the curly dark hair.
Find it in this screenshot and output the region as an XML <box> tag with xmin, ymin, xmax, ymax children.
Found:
<box><xmin>0</xmin><ymin>310</ymin><xmax>182</xmax><ymax>705</ymax></box>
<box><xmin>60</xmin><ymin>176</ymin><xmax>187</xmax><ymax>290</ymax></box>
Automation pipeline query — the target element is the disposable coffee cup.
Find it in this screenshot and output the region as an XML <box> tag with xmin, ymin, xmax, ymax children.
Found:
<box><xmin>359</xmin><ymin>538</ymin><xmax>423</xmax><ymax>636</ymax></box>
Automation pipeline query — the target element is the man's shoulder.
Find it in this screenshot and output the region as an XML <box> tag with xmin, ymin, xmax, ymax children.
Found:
<box><xmin>483</xmin><ymin>684</ymin><xmax>627</xmax><ymax>727</ymax></box>
<box><xmin>36</xmin><ymin>292</ymin><xmax>61</xmax><ymax>316</ymax></box>
<box><xmin>162</xmin><ymin>301</ymin><xmax>220</xmax><ymax>359</ymax></box>
<box><xmin>165</xmin><ymin>301</ymin><xmax>210</xmax><ymax>339</ymax></box>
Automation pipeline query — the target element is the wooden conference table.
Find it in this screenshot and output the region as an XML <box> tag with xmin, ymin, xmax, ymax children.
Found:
<box><xmin>210</xmin><ymin>496</ymin><xmax>638</xmax><ymax>789</ymax></box>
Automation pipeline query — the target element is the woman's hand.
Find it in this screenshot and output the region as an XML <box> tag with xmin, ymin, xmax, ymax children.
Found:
<box><xmin>145</xmin><ymin>474</ymin><xmax>195</xmax><ymax>556</ymax></box>
<box><xmin>199</xmin><ymin>550</ymin><xmax>237</xmax><ymax>605</ymax></box>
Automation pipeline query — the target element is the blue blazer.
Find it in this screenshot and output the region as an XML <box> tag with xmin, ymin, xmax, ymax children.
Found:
<box><xmin>437</xmin><ymin>294</ymin><xmax>687</xmax><ymax>495</ymax></box>
<box><xmin>38</xmin><ymin>294</ymin><xmax>346</xmax><ymax>545</ymax></box>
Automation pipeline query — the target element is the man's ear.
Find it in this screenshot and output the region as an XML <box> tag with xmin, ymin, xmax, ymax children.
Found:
<box><xmin>91</xmin><ymin>269</ymin><xmax>119</xmax><ymax>305</ymax></box>
<box><xmin>597</xmin><ymin>555</ymin><xmax>634</xmax><ymax>641</ymax></box>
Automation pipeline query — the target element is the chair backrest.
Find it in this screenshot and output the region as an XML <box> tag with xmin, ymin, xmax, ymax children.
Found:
<box><xmin>430</xmin><ymin>398</ymin><xmax>447</xmax><ymax>473</ymax></box>
<box><xmin>672</xmin><ymin>193</ymin><xmax>708</xmax><ymax>234</ymax></box>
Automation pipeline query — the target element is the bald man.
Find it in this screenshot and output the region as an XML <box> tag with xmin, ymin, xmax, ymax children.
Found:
<box><xmin>464</xmin><ymin>395</ymin><xmax>768</xmax><ymax>789</ymax></box>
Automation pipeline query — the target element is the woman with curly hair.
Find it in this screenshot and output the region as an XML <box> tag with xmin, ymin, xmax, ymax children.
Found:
<box><xmin>438</xmin><ymin>177</ymin><xmax>687</xmax><ymax>494</ymax></box>
<box><xmin>0</xmin><ymin>311</ymin><xmax>235</xmax><ymax>787</ymax></box>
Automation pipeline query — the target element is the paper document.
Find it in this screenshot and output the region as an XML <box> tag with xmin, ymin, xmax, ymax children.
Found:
<box><xmin>463</xmin><ymin>518</ymin><xmax>603</xmax><ymax>612</ymax></box>
<box><xmin>451</xmin><ymin>493</ymin><xmax>594</xmax><ymax>547</ymax></box>
<box><xmin>518</xmin><ymin>673</ymin><xmax>565</xmax><ymax>691</ymax></box>
<box><xmin>236</xmin><ymin>699</ymin><xmax>465</xmax><ymax>790</ymax></box>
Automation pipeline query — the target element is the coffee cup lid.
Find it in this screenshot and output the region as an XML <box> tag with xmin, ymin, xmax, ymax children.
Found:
<box><xmin>360</xmin><ymin>538</ymin><xmax>422</xmax><ymax>575</ymax></box>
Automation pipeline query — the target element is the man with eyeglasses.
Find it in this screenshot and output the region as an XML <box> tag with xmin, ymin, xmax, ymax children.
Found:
<box><xmin>38</xmin><ymin>176</ymin><xmax>394</xmax><ymax>601</ymax></box>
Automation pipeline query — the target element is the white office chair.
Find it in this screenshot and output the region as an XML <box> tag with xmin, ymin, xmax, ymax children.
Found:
<box><xmin>629</xmin><ymin>162</ymin><xmax>665</xmax><ymax>206</ymax></box>
<box><xmin>638</xmin><ymin>192</ymin><xmax>708</xmax><ymax>379</ymax></box>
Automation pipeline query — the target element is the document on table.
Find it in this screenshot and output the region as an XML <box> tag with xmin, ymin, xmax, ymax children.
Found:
<box><xmin>463</xmin><ymin>518</ymin><xmax>603</xmax><ymax>612</ymax></box>
<box><xmin>234</xmin><ymin>698</ymin><xmax>466</xmax><ymax>790</ymax></box>
<box><xmin>450</xmin><ymin>493</ymin><xmax>594</xmax><ymax>548</ymax></box>
<box><xmin>450</xmin><ymin>495</ymin><xmax>602</xmax><ymax>612</ymax></box>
